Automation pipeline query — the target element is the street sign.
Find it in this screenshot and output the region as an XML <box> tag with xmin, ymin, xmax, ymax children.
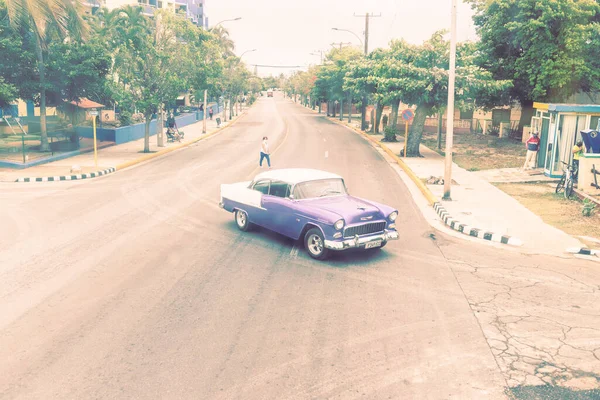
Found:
<box><xmin>89</xmin><ymin>110</ymin><xmax>99</xmax><ymax>116</ymax></box>
<box><xmin>401</xmin><ymin>109</ymin><xmax>414</xmax><ymax>121</ymax></box>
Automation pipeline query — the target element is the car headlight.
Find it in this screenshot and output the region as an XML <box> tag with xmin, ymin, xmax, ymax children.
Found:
<box><xmin>334</xmin><ymin>219</ymin><xmax>345</xmax><ymax>230</ymax></box>
<box><xmin>389</xmin><ymin>211</ymin><xmax>398</xmax><ymax>221</ymax></box>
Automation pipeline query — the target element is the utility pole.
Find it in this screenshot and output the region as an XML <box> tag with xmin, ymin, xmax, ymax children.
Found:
<box><xmin>354</xmin><ymin>12</ymin><xmax>381</xmax><ymax>130</ymax></box>
<box><xmin>443</xmin><ymin>0</ymin><xmax>457</xmax><ymax>200</ymax></box>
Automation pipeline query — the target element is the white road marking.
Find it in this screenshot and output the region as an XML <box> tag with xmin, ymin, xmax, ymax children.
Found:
<box><xmin>290</xmin><ymin>246</ymin><xmax>299</xmax><ymax>259</ymax></box>
<box><xmin>325</xmin><ymin>151</ymin><xmax>329</xmax><ymax>158</ymax></box>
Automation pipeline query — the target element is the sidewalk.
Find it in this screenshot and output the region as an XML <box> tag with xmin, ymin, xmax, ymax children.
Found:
<box><xmin>319</xmin><ymin>108</ymin><xmax>586</xmax><ymax>255</ymax></box>
<box><xmin>370</xmin><ymin>132</ymin><xmax>583</xmax><ymax>254</ymax></box>
<box><xmin>0</xmin><ymin>110</ymin><xmax>242</xmax><ymax>182</ymax></box>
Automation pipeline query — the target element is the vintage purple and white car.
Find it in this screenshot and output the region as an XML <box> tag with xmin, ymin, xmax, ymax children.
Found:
<box><xmin>219</xmin><ymin>168</ymin><xmax>399</xmax><ymax>260</ymax></box>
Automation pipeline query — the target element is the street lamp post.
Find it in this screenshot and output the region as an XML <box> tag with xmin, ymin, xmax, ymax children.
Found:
<box><xmin>239</xmin><ymin>48</ymin><xmax>257</xmax><ymax>60</ymax></box>
<box><xmin>443</xmin><ymin>0</ymin><xmax>457</xmax><ymax>200</ymax></box>
<box><xmin>213</xmin><ymin>17</ymin><xmax>241</xmax><ymax>28</ymax></box>
<box><xmin>332</xmin><ymin>27</ymin><xmax>368</xmax><ymax>129</ymax></box>
<box><xmin>236</xmin><ymin>49</ymin><xmax>257</xmax><ymax>115</ymax></box>
<box><xmin>331</xmin><ymin>28</ymin><xmax>364</xmax><ymax>47</ymax></box>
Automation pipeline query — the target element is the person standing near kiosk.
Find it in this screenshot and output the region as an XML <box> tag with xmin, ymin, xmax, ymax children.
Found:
<box><xmin>573</xmin><ymin>140</ymin><xmax>584</xmax><ymax>181</ymax></box>
<box><xmin>523</xmin><ymin>132</ymin><xmax>540</xmax><ymax>170</ymax></box>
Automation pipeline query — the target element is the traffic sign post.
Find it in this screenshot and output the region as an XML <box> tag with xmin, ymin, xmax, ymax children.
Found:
<box><xmin>90</xmin><ymin>109</ymin><xmax>99</xmax><ymax>168</ymax></box>
<box><xmin>401</xmin><ymin>109</ymin><xmax>414</xmax><ymax>158</ymax></box>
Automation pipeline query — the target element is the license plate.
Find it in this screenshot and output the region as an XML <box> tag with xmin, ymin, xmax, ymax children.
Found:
<box><xmin>365</xmin><ymin>240</ymin><xmax>382</xmax><ymax>249</ymax></box>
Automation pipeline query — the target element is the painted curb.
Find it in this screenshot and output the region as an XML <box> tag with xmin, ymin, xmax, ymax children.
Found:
<box><xmin>301</xmin><ymin>104</ymin><xmax>526</xmax><ymax>248</ymax></box>
<box><xmin>433</xmin><ymin>202</ymin><xmax>523</xmax><ymax>246</ymax></box>
<box><xmin>11</xmin><ymin>110</ymin><xmax>250</xmax><ymax>183</ymax></box>
<box><xmin>566</xmin><ymin>247</ymin><xmax>600</xmax><ymax>256</ymax></box>
<box><xmin>16</xmin><ymin>167</ymin><xmax>116</xmax><ymax>182</ymax></box>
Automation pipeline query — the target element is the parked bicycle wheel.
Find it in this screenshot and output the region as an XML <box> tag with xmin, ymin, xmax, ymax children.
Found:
<box><xmin>555</xmin><ymin>174</ymin><xmax>566</xmax><ymax>194</ymax></box>
<box><xmin>565</xmin><ymin>179</ymin><xmax>574</xmax><ymax>199</ymax></box>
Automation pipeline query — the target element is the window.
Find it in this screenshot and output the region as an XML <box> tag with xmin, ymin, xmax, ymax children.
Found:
<box><xmin>293</xmin><ymin>178</ymin><xmax>347</xmax><ymax>200</ymax></box>
<box><xmin>590</xmin><ymin>116</ymin><xmax>600</xmax><ymax>131</ymax></box>
<box><xmin>269</xmin><ymin>181</ymin><xmax>290</xmax><ymax>198</ymax></box>
<box><xmin>253</xmin><ymin>180</ymin><xmax>270</xmax><ymax>194</ymax></box>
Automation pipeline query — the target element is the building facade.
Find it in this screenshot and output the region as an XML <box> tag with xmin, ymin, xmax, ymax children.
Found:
<box><xmin>83</xmin><ymin>0</ymin><xmax>208</xmax><ymax>28</ymax></box>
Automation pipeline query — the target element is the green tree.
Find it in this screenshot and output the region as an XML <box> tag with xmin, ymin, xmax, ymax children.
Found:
<box><xmin>313</xmin><ymin>47</ymin><xmax>362</xmax><ymax>117</ymax></box>
<box><xmin>385</xmin><ymin>33</ymin><xmax>510</xmax><ymax>156</ymax></box>
<box><xmin>468</xmin><ymin>0</ymin><xmax>600</xmax><ymax>128</ymax></box>
<box><xmin>0</xmin><ymin>77</ymin><xmax>16</xmax><ymax>107</ymax></box>
<box><xmin>44</xmin><ymin>39</ymin><xmax>111</xmax><ymax>109</ymax></box>
<box><xmin>4</xmin><ymin>0</ymin><xmax>88</xmax><ymax>151</ymax></box>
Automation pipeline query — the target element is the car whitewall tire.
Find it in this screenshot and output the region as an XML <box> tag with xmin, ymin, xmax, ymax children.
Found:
<box><xmin>235</xmin><ymin>210</ymin><xmax>251</xmax><ymax>232</ymax></box>
<box><xmin>304</xmin><ymin>228</ymin><xmax>329</xmax><ymax>260</ymax></box>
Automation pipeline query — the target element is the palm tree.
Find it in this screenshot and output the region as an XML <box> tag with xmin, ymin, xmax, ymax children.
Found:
<box><xmin>5</xmin><ymin>0</ymin><xmax>88</xmax><ymax>151</ymax></box>
<box><xmin>209</xmin><ymin>25</ymin><xmax>235</xmax><ymax>57</ymax></box>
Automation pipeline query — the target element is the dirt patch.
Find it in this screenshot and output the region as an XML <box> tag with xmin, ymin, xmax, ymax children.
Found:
<box><xmin>422</xmin><ymin>131</ymin><xmax>526</xmax><ymax>171</ymax></box>
<box><xmin>495</xmin><ymin>183</ymin><xmax>600</xmax><ymax>247</ymax></box>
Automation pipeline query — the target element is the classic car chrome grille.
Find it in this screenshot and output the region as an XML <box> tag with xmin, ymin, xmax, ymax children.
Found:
<box><xmin>343</xmin><ymin>221</ymin><xmax>386</xmax><ymax>238</ymax></box>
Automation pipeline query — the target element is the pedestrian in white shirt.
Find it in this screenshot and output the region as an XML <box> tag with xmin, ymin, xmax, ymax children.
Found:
<box><xmin>260</xmin><ymin>136</ymin><xmax>271</xmax><ymax>168</ymax></box>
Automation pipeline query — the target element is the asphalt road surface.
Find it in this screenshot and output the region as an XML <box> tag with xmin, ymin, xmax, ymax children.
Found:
<box><xmin>1</xmin><ymin>93</ymin><xmax>599</xmax><ymax>399</ymax></box>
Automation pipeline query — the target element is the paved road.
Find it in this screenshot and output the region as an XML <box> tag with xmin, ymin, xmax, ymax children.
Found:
<box><xmin>1</xmin><ymin>94</ymin><xmax>599</xmax><ymax>399</ymax></box>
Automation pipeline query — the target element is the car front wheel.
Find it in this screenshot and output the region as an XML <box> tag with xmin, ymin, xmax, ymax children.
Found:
<box><xmin>235</xmin><ymin>210</ymin><xmax>251</xmax><ymax>232</ymax></box>
<box><xmin>304</xmin><ymin>228</ymin><xmax>329</xmax><ymax>260</ymax></box>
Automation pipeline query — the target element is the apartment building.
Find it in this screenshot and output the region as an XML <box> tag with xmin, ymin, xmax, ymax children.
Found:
<box><xmin>83</xmin><ymin>0</ymin><xmax>208</xmax><ymax>28</ymax></box>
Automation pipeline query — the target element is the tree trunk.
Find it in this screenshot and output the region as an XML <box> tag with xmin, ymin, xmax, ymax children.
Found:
<box><xmin>375</xmin><ymin>102</ymin><xmax>384</xmax><ymax>133</ymax></box>
<box><xmin>437</xmin><ymin>111</ymin><xmax>443</xmax><ymax>150</ymax></box>
<box><xmin>157</xmin><ymin>105</ymin><xmax>164</xmax><ymax>147</ymax></box>
<box><xmin>144</xmin><ymin>116</ymin><xmax>151</xmax><ymax>153</ymax></box>
<box><xmin>348</xmin><ymin>94</ymin><xmax>352</xmax><ymax>123</ymax></box>
<box><xmin>339</xmin><ymin>98</ymin><xmax>344</xmax><ymax>121</ymax></box>
<box><xmin>406</xmin><ymin>104</ymin><xmax>433</xmax><ymax>157</ymax></box>
<box><xmin>390</xmin><ymin>99</ymin><xmax>400</xmax><ymax>129</ymax></box>
<box><xmin>332</xmin><ymin>102</ymin><xmax>336</xmax><ymax>118</ymax></box>
<box><xmin>34</xmin><ymin>37</ymin><xmax>49</xmax><ymax>152</ymax></box>
<box><xmin>361</xmin><ymin>96</ymin><xmax>367</xmax><ymax>131</ymax></box>
<box><xmin>318</xmin><ymin>102</ymin><xmax>321</xmax><ymax>113</ymax></box>
<box><xmin>229</xmin><ymin>98</ymin><xmax>234</xmax><ymax>120</ymax></box>
<box><xmin>519</xmin><ymin>100</ymin><xmax>534</xmax><ymax>133</ymax></box>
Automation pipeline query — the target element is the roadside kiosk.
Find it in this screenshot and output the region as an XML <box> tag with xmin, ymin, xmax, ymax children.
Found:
<box><xmin>531</xmin><ymin>103</ymin><xmax>600</xmax><ymax>178</ymax></box>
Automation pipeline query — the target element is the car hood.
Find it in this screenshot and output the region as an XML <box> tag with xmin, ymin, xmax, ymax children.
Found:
<box><xmin>302</xmin><ymin>195</ymin><xmax>385</xmax><ymax>224</ymax></box>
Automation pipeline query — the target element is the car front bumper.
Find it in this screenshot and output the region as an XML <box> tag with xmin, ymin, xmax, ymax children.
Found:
<box><xmin>324</xmin><ymin>230</ymin><xmax>399</xmax><ymax>251</ymax></box>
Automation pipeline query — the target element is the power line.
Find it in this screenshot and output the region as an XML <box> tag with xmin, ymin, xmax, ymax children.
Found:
<box><xmin>249</xmin><ymin>64</ymin><xmax>306</xmax><ymax>68</ymax></box>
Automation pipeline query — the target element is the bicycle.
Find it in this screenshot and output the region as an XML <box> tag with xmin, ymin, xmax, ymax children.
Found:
<box><xmin>555</xmin><ymin>161</ymin><xmax>576</xmax><ymax>199</ymax></box>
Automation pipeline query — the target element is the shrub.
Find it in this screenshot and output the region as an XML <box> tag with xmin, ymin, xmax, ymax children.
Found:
<box><xmin>382</xmin><ymin>125</ymin><xmax>399</xmax><ymax>142</ymax></box>
<box><xmin>118</xmin><ymin>111</ymin><xmax>132</xmax><ymax>126</ymax></box>
<box><xmin>582</xmin><ymin>199</ymin><xmax>596</xmax><ymax>217</ymax></box>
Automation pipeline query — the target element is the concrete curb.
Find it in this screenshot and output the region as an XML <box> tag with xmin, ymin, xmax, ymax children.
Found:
<box><xmin>433</xmin><ymin>202</ymin><xmax>523</xmax><ymax>246</ymax></box>
<box><xmin>566</xmin><ymin>247</ymin><xmax>600</xmax><ymax>256</ymax></box>
<box><xmin>11</xmin><ymin>110</ymin><xmax>249</xmax><ymax>183</ymax></box>
<box><xmin>302</xmin><ymin>104</ymin><xmax>526</xmax><ymax>248</ymax></box>
<box><xmin>16</xmin><ymin>167</ymin><xmax>116</xmax><ymax>182</ymax></box>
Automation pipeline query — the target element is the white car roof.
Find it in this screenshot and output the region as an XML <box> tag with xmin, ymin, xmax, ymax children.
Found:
<box><xmin>253</xmin><ymin>168</ymin><xmax>342</xmax><ymax>185</ymax></box>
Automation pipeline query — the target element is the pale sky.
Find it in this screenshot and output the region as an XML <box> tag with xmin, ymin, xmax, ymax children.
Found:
<box><xmin>207</xmin><ymin>0</ymin><xmax>477</xmax><ymax>77</ymax></box>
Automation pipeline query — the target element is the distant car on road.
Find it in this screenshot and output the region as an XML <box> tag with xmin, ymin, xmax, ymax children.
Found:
<box><xmin>267</xmin><ymin>90</ymin><xmax>273</xmax><ymax>97</ymax></box>
<box><xmin>219</xmin><ymin>168</ymin><xmax>399</xmax><ymax>260</ymax></box>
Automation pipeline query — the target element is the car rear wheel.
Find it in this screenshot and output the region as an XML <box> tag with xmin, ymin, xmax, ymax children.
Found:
<box><xmin>235</xmin><ymin>210</ymin><xmax>251</xmax><ymax>232</ymax></box>
<box><xmin>304</xmin><ymin>228</ymin><xmax>329</xmax><ymax>260</ymax></box>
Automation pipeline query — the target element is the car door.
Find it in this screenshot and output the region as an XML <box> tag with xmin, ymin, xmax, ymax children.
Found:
<box><xmin>247</xmin><ymin>179</ymin><xmax>270</xmax><ymax>227</ymax></box>
<box><xmin>260</xmin><ymin>180</ymin><xmax>298</xmax><ymax>237</ymax></box>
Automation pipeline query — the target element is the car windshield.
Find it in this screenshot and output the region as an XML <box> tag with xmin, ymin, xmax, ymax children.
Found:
<box><xmin>293</xmin><ymin>178</ymin><xmax>347</xmax><ymax>200</ymax></box>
